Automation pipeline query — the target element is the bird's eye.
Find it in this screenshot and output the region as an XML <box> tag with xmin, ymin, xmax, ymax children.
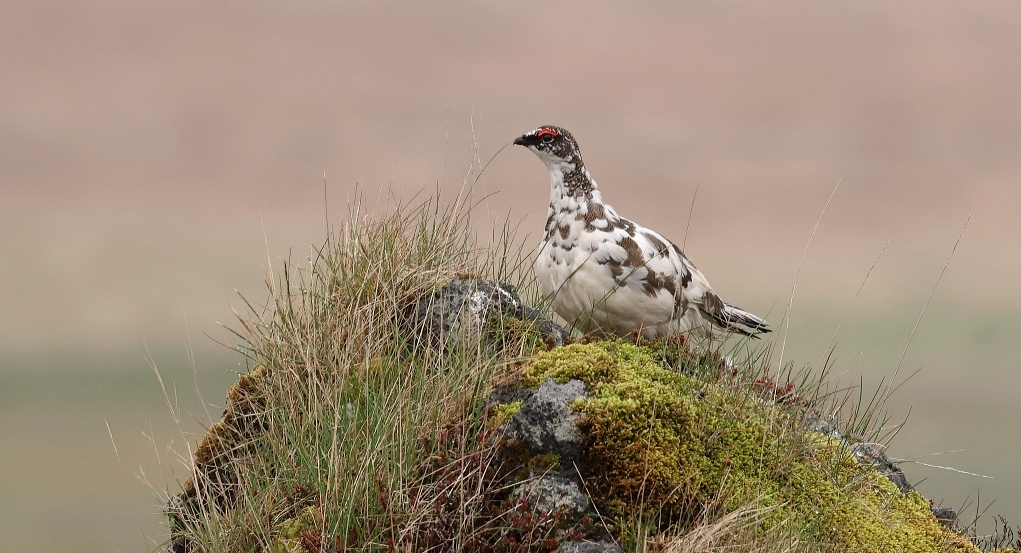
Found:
<box><xmin>541</xmin><ymin>133</ymin><xmax>555</xmax><ymax>144</ymax></box>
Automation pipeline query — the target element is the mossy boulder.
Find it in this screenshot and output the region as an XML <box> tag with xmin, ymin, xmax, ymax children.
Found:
<box><xmin>491</xmin><ymin>340</ymin><xmax>980</xmax><ymax>553</ymax></box>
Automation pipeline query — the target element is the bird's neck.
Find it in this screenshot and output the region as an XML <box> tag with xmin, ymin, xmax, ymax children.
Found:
<box><xmin>545</xmin><ymin>158</ymin><xmax>603</xmax><ymax>238</ymax></box>
<box><xmin>547</xmin><ymin>158</ymin><xmax>599</xmax><ymax>210</ymax></box>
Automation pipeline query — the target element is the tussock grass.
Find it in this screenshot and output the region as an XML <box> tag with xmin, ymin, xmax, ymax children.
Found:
<box><xmin>164</xmin><ymin>189</ymin><xmax>548</xmax><ymax>552</ymax></box>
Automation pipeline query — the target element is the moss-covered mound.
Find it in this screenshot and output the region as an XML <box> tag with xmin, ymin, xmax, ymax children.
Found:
<box><xmin>161</xmin><ymin>187</ymin><xmax>1014</xmax><ymax>552</ymax></box>
<box><xmin>515</xmin><ymin>340</ymin><xmax>979</xmax><ymax>553</ymax></box>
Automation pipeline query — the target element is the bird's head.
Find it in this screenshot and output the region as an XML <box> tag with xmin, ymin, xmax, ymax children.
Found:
<box><xmin>514</xmin><ymin>125</ymin><xmax>582</xmax><ymax>168</ymax></box>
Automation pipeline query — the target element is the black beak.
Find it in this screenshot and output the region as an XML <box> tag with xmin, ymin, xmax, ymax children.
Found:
<box><xmin>514</xmin><ymin>134</ymin><xmax>536</xmax><ymax>147</ymax></box>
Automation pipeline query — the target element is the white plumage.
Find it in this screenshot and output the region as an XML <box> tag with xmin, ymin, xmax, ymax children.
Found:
<box><xmin>514</xmin><ymin>125</ymin><xmax>769</xmax><ymax>340</ymax></box>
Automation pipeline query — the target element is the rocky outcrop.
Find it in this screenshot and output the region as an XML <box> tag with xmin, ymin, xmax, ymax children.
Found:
<box><xmin>801</xmin><ymin>411</ymin><xmax>911</xmax><ymax>493</ymax></box>
<box><xmin>511</xmin><ymin>472</ymin><xmax>591</xmax><ymax>524</ymax></box>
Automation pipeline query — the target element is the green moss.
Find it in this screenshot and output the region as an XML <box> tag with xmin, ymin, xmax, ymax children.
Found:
<box><xmin>523</xmin><ymin>342</ymin><xmax>704</xmax><ymax>519</ymax></box>
<box><xmin>485</xmin><ymin>315</ymin><xmax>549</xmax><ymax>353</ymax></box>
<box><xmin>492</xmin><ymin>399</ymin><xmax>523</xmax><ymax>420</ymax></box>
<box><xmin>519</xmin><ymin>340</ymin><xmax>979</xmax><ymax>552</ymax></box>
<box><xmin>270</xmin><ymin>506</ymin><xmax>320</xmax><ymax>553</ymax></box>
<box><xmin>488</xmin><ymin>400</ymin><xmax>523</xmax><ymax>432</ymax></box>
<box><xmin>521</xmin><ymin>341</ymin><xmax>622</xmax><ymax>387</ymax></box>
<box><xmin>527</xmin><ymin>452</ymin><xmax>562</xmax><ymax>473</ymax></box>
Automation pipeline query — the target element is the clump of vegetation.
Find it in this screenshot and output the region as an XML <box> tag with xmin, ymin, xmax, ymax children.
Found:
<box><xmin>164</xmin><ymin>192</ymin><xmax>555</xmax><ymax>553</ymax></box>
<box><xmin>161</xmin><ymin>190</ymin><xmax>1014</xmax><ymax>553</ymax></box>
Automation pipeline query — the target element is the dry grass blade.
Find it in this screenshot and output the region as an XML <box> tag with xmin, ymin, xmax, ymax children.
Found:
<box><xmin>775</xmin><ymin>176</ymin><xmax>842</xmax><ymax>372</ymax></box>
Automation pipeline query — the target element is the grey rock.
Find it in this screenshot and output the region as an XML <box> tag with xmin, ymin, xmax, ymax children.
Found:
<box><xmin>166</xmin><ymin>494</ymin><xmax>190</xmax><ymax>553</ymax></box>
<box><xmin>801</xmin><ymin>410</ymin><xmax>840</xmax><ymax>440</ymax></box>
<box><xmin>932</xmin><ymin>506</ymin><xmax>958</xmax><ymax>529</ymax></box>
<box><xmin>484</xmin><ymin>381</ymin><xmax>534</xmax><ymax>410</ymax></box>
<box><xmin>511</xmin><ymin>472</ymin><xmax>589</xmax><ymax>522</ymax></box>
<box><xmin>413</xmin><ymin>278</ymin><xmax>570</xmax><ymax>347</ymax></box>
<box><xmin>847</xmin><ymin>441</ymin><xmax>911</xmax><ymax>493</ymax></box>
<box><xmin>501</xmin><ymin>378</ymin><xmax>589</xmax><ymax>463</ymax></box>
<box><xmin>492</xmin><ymin>379</ymin><xmax>599</xmax><ymax>527</ymax></box>
<box><xmin>801</xmin><ymin>410</ymin><xmax>913</xmax><ymax>494</ymax></box>
<box><xmin>559</xmin><ymin>540</ymin><xmax>623</xmax><ymax>553</ymax></box>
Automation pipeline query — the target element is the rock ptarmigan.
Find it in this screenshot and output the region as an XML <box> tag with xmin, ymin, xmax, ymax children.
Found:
<box><xmin>514</xmin><ymin>125</ymin><xmax>769</xmax><ymax>340</ymax></box>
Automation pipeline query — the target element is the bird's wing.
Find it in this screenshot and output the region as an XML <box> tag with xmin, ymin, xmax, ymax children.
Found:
<box><xmin>631</xmin><ymin>225</ymin><xmax>697</xmax><ymax>302</ymax></box>
<box><xmin>642</xmin><ymin>228</ymin><xmax>703</xmax><ymax>288</ymax></box>
<box><xmin>636</xmin><ymin>225</ymin><xmax>769</xmax><ymax>336</ymax></box>
<box><xmin>583</xmin><ymin>219</ymin><xmax>688</xmax><ymax>296</ymax></box>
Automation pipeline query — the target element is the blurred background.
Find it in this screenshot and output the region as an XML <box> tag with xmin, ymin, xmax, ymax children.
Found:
<box><xmin>2</xmin><ymin>1</ymin><xmax>1020</xmax><ymax>551</ymax></box>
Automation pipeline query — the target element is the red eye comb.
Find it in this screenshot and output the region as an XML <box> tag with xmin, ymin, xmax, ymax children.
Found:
<box><xmin>537</xmin><ymin>128</ymin><xmax>559</xmax><ymax>138</ymax></box>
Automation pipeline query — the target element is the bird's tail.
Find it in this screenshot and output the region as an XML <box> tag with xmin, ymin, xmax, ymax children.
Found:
<box><xmin>712</xmin><ymin>302</ymin><xmax>771</xmax><ymax>338</ymax></box>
